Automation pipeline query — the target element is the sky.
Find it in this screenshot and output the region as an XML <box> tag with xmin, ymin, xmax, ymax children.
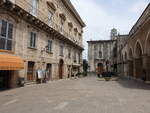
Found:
<box><xmin>70</xmin><ymin>0</ymin><xmax>150</xmax><ymax>59</ymax></box>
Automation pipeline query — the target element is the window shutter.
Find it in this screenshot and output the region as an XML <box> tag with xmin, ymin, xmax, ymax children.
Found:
<box><xmin>49</xmin><ymin>40</ymin><xmax>52</xmax><ymax>52</ymax></box>
<box><xmin>0</xmin><ymin>38</ymin><xmax>5</xmax><ymax>49</ymax></box>
<box><xmin>33</xmin><ymin>33</ymin><xmax>36</xmax><ymax>48</ymax></box>
<box><xmin>1</xmin><ymin>20</ymin><xmax>7</xmax><ymax>37</ymax></box>
<box><xmin>8</xmin><ymin>23</ymin><xmax>13</xmax><ymax>39</ymax></box>
<box><xmin>7</xmin><ymin>40</ymin><xmax>12</xmax><ymax>50</ymax></box>
<box><xmin>0</xmin><ymin>20</ymin><xmax>2</xmax><ymax>36</ymax></box>
<box><xmin>30</xmin><ymin>32</ymin><xmax>33</xmax><ymax>47</ymax></box>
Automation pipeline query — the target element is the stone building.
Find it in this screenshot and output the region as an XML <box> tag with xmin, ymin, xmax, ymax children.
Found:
<box><xmin>0</xmin><ymin>0</ymin><xmax>85</xmax><ymax>89</ymax></box>
<box><xmin>118</xmin><ymin>3</ymin><xmax>150</xmax><ymax>81</ymax></box>
<box><xmin>87</xmin><ymin>40</ymin><xmax>116</xmax><ymax>73</ymax></box>
<box><xmin>116</xmin><ymin>34</ymin><xmax>129</xmax><ymax>76</ymax></box>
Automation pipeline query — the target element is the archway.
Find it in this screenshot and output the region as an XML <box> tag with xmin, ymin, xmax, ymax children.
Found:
<box><xmin>124</xmin><ymin>52</ymin><xmax>128</xmax><ymax>76</ymax></box>
<box><xmin>134</xmin><ymin>42</ymin><xmax>143</xmax><ymax>79</ymax></box>
<box><xmin>145</xmin><ymin>33</ymin><xmax>150</xmax><ymax>80</ymax></box>
<box><xmin>120</xmin><ymin>54</ymin><xmax>124</xmax><ymax>76</ymax></box>
<box><xmin>97</xmin><ymin>63</ymin><xmax>104</xmax><ymax>77</ymax></box>
<box><xmin>128</xmin><ymin>48</ymin><xmax>134</xmax><ymax>77</ymax></box>
<box><xmin>146</xmin><ymin>36</ymin><xmax>150</xmax><ymax>56</ymax></box>
<box><xmin>59</xmin><ymin>59</ymin><xmax>64</xmax><ymax>79</ymax></box>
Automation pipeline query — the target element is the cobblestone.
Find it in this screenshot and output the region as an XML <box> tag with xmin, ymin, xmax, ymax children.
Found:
<box><xmin>0</xmin><ymin>76</ymin><xmax>150</xmax><ymax>113</ymax></box>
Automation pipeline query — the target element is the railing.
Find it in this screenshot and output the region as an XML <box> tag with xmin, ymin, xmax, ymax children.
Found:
<box><xmin>7</xmin><ymin>0</ymin><xmax>83</xmax><ymax>48</ymax></box>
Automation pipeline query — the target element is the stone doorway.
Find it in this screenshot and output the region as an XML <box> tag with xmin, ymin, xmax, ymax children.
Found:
<box><xmin>27</xmin><ymin>61</ymin><xmax>35</xmax><ymax>81</ymax></box>
<box><xmin>46</xmin><ymin>64</ymin><xmax>52</xmax><ymax>81</ymax></box>
<box><xmin>0</xmin><ymin>70</ymin><xmax>12</xmax><ymax>90</ymax></box>
<box><xmin>97</xmin><ymin>63</ymin><xmax>104</xmax><ymax>76</ymax></box>
<box><xmin>59</xmin><ymin>59</ymin><xmax>64</xmax><ymax>79</ymax></box>
<box><xmin>134</xmin><ymin>42</ymin><xmax>143</xmax><ymax>79</ymax></box>
<box><xmin>145</xmin><ymin>34</ymin><xmax>150</xmax><ymax>80</ymax></box>
<box><xmin>129</xmin><ymin>49</ymin><xmax>134</xmax><ymax>77</ymax></box>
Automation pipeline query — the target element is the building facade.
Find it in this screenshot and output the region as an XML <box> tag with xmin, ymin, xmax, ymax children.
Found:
<box><xmin>87</xmin><ymin>40</ymin><xmax>116</xmax><ymax>73</ymax></box>
<box><xmin>118</xmin><ymin>3</ymin><xmax>150</xmax><ymax>81</ymax></box>
<box><xmin>0</xmin><ymin>0</ymin><xmax>85</xmax><ymax>89</ymax></box>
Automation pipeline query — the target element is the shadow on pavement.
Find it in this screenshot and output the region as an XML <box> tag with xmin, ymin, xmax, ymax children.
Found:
<box><xmin>116</xmin><ymin>78</ymin><xmax>150</xmax><ymax>90</ymax></box>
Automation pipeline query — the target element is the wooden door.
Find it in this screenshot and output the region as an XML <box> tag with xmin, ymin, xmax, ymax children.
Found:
<box><xmin>27</xmin><ymin>62</ymin><xmax>35</xmax><ymax>81</ymax></box>
<box><xmin>59</xmin><ymin>60</ymin><xmax>64</xmax><ymax>79</ymax></box>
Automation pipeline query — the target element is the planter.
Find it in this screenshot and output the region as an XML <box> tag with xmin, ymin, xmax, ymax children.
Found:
<box><xmin>104</xmin><ymin>77</ymin><xmax>111</xmax><ymax>81</ymax></box>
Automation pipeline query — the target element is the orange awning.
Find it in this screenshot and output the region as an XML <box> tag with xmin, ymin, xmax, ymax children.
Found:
<box><xmin>0</xmin><ymin>54</ymin><xmax>24</xmax><ymax>70</ymax></box>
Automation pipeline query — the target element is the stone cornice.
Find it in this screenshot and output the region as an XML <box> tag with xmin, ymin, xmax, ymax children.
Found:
<box><xmin>61</xmin><ymin>0</ymin><xmax>86</xmax><ymax>28</ymax></box>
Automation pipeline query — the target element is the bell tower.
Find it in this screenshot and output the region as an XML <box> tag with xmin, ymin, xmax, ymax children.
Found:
<box><xmin>110</xmin><ymin>28</ymin><xmax>118</xmax><ymax>40</ymax></box>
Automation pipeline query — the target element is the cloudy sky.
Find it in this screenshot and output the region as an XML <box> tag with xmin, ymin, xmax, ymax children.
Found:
<box><xmin>70</xmin><ymin>0</ymin><xmax>150</xmax><ymax>59</ymax></box>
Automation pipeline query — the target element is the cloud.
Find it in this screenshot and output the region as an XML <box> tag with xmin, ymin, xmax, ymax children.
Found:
<box><xmin>70</xmin><ymin>0</ymin><xmax>149</xmax><ymax>59</ymax></box>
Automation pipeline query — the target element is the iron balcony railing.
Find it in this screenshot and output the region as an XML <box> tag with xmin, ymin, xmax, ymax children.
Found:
<box><xmin>7</xmin><ymin>0</ymin><xmax>84</xmax><ymax>48</ymax></box>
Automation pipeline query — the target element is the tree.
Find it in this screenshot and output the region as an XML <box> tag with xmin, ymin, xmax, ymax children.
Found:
<box><xmin>83</xmin><ymin>59</ymin><xmax>88</xmax><ymax>76</ymax></box>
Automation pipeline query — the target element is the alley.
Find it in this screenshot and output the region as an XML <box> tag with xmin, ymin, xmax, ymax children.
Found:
<box><xmin>1</xmin><ymin>76</ymin><xmax>150</xmax><ymax>113</ymax></box>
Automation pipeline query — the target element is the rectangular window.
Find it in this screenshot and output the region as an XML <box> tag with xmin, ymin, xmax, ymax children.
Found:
<box><xmin>31</xmin><ymin>0</ymin><xmax>38</xmax><ymax>16</ymax></box>
<box><xmin>47</xmin><ymin>40</ymin><xmax>52</xmax><ymax>53</ymax></box>
<box><xmin>60</xmin><ymin>19</ymin><xmax>64</xmax><ymax>33</ymax></box>
<box><xmin>59</xmin><ymin>44</ymin><xmax>64</xmax><ymax>56</ymax></box>
<box><xmin>29</xmin><ymin>32</ymin><xmax>37</xmax><ymax>48</ymax></box>
<box><xmin>1</xmin><ymin>20</ymin><xmax>7</xmax><ymax>37</ymax></box>
<box><xmin>8</xmin><ymin>23</ymin><xmax>13</xmax><ymax>39</ymax></box>
<box><xmin>78</xmin><ymin>53</ymin><xmax>81</xmax><ymax>63</ymax></box>
<box><xmin>74</xmin><ymin>52</ymin><xmax>76</xmax><ymax>63</ymax></box>
<box><xmin>68</xmin><ymin>49</ymin><xmax>71</xmax><ymax>59</ymax></box>
<box><xmin>0</xmin><ymin>20</ymin><xmax>13</xmax><ymax>51</ymax></box>
<box><xmin>48</xmin><ymin>11</ymin><xmax>53</xmax><ymax>26</ymax></box>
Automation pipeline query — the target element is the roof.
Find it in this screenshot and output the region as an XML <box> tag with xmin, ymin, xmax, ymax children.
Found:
<box><xmin>61</xmin><ymin>0</ymin><xmax>86</xmax><ymax>27</ymax></box>
<box><xmin>129</xmin><ymin>3</ymin><xmax>150</xmax><ymax>35</ymax></box>
<box><xmin>87</xmin><ymin>40</ymin><xmax>116</xmax><ymax>43</ymax></box>
<box><xmin>118</xmin><ymin>34</ymin><xmax>129</xmax><ymax>38</ymax></box>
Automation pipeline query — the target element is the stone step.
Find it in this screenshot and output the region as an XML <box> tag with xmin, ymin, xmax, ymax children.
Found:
<box><xmin>25</xmin><ymin>81</ymin><xmax>36</xmax><ymax>85</ymax></box>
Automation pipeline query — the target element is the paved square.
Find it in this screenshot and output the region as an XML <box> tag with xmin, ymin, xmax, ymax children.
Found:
<box><xmin>0</xmin><ymin>76</ymin><xmax>150</xmax><ymax>113</ymax></box>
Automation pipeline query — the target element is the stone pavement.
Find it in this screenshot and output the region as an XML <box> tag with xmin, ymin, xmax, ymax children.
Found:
<box><xmin>0</xmin><ymin>76</ymin><xmax>150</xmax><ymax>113</ymax></box>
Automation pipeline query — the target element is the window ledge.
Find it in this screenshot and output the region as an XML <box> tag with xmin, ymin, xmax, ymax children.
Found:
<box><xmin>28</xmin><ymin>47</ymin><xmax>37</xmax><ymax>50</ymax></box>
<box><xmin>46</xmin><ymin>51</ymin><xmax>53</xmax><ymax>54</ymax></box>
<box><xmin>0</xmin><ymin>49</ymin><xmax>14</xmax><ymax>54</ymax></box>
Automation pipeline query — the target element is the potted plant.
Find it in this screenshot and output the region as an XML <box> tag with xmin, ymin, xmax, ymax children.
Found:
<box><xmin>103</xmin><ymin>72</ymin><xmax>111</xmax><ymax>81</ymax></box>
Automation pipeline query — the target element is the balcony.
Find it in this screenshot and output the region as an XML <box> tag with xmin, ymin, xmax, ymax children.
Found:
<box><xmin>2</xmin><ymin>0</ymin><xmax>84</xmax><ymax>50</ymax></box>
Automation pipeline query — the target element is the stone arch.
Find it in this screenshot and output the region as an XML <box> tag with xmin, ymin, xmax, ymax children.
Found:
<box><xmin>124</xmin><ymin>51</ymin><xmax>128</xmax><ymax>76</ymax></box>
<box><xmin>145</xmin><ymin>30</ymin><xmax>150</xmax><ymax>56</ymax></box>
<box><xmin>129</xmin><ymin>48</ymin><xmax>133</xmax><ymax>60</ymax></box>
<box><xmin>134</xmin><ymin>41</ymin><xmax>143</xmax><ymax>79</ymax></box>
<box><xmin>128</xmin><ymin>48</ymin><xmax>134</xmax><ymax>77</ymax></box>
<box><xmin>144</xmin><ymin>30</ymin><xmax>150</xmax><ymax>81</ymax></box>
<box><xmin>120</xmin><ymin>53</ymin><xmax>124</xmax><ymax>75</ymax></box>
<box><xmin>124</xmin><ymin>52</ymin><xmax>128</xmax><ymax>61</ymax></box>
<box><xmin>134</xmin><ymin>41</ymin><xmax>143</xmax><ymax>58</ymax></box>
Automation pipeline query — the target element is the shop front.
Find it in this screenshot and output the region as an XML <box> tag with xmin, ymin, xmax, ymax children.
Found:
<box><xmin>0</xmin><ymin>54</ymin><xmax>24</xmax><ymax>90</ymax></box>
